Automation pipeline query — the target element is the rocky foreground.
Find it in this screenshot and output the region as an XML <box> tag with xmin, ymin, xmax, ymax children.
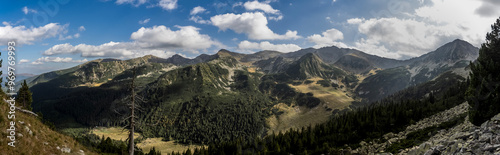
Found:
<box><xmin>348</xmin><ymin>102</ymin><xmax>500</xmax><ymax>154</ymax></box>
<box><xmin>407</xmin><ymin>112</ymin><xmax>500</xmax><ymax>154</ymax></box>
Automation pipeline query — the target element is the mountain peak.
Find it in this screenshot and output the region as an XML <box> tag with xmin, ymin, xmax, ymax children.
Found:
<box><xmin>427</xmin><ymin>39</ymin><xmax>479</xmax><ymax>62</ymax></box>
<box><xmin>216</xmin><ymin>49</ymin><xmax>245</xmax><ymax>59</ymax></box>
<box><xmin>171</xmin><ymin>54</ymin><xmax>185</xmax><ymax>58</ymax></box>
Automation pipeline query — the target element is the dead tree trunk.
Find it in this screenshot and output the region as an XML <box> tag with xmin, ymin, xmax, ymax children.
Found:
<box><xmin>129</xmin><ymin>67</ymin><xmax>136</xmax><ymax>155</ymax></box>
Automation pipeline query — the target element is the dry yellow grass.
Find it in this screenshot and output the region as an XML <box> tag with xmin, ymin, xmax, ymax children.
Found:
<box><xmin>91</xmin><ymin>127</ymin><xmax>140</xmax><ymax>141</ymax></box>
<box><xmin>247</xmin><ymin>67</ymin><xmax>257</xmax><ymax>73</ymax></box>
<box><xmin>92</xmin><ymin>127</ymin><xmax>203</xmax><ymax>154</ymax></box>
<box><xmin>290</xmin><ymin>77</ymin><xmax>354</xmax><ymax>110</ymax></box>
<box><xmin>0</xmin><ymin>97</ymin><xmax>96</xmax><ymax>155</ymax></box>
<box><xmin>137</xmin><ymin>138</ymin><xmax>205</xmax><ymax>154</ymax></box>
<box><xmin>78</xmin><ymin>81</ymin><xmax>106</xmax><ymax>87</ymax></box>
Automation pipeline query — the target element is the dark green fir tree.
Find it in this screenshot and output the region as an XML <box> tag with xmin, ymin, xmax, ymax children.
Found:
<box><xmin>16</xmin><ymin>80</ymin><xmax>33</xmax><ymax>110</ymax></box>
<box><xmin>467</xmin><ymin>17</ymin><xmax>500</xmax><ymax>125</ymax></box>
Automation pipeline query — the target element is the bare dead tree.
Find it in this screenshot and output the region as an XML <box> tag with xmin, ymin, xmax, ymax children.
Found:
<box><xmin>128</xmin><ymin>67</ymin><xmax>138</xmax><ymax>155</ymax></box>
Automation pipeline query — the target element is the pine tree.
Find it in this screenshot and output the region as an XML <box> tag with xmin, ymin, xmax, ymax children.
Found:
<box><xmin>467</xmin><ymin>17</ymin><xmax>500</xmax><ymax>125</ymax></box>
<box><xmin>16</xmin><ymin>80</ymin><xmax>33</xmax><ymax>110</ymax></box>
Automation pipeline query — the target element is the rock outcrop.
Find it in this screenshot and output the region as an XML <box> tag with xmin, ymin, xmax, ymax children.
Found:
<box><xmin>407</xmin><ymin>113</ymin><xmax>500</xmax><ymax>154</ymax></box>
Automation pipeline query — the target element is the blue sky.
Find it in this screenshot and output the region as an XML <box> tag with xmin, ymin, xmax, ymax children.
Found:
<box><xmin>1</xmin><ymin>0</ymin><xmax>500</xmax><ymax>74</ymax></box>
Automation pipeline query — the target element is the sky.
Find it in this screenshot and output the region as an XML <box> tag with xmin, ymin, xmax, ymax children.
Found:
<box><xmin>0</xmin><ymin>0</ymin><xmax>499</xmax><ymax>74</ymax></box>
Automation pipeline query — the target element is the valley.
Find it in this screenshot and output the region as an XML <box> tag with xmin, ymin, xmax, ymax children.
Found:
<box><xmin>18</xmin><ymin>39</ymin><xmax>486</xmax><ymax>154</ymax></box>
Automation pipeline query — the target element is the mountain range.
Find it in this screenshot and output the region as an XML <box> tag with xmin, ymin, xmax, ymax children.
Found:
<box><xmin>24</xmin><ymin>39</ymin><xmax>478</xmax><ymax>145</ymax></box>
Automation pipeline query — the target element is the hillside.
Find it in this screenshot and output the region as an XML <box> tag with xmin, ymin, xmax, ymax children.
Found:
<box><xmin>0</xmin><ymin>97</ymin><xmax>95</xmax><ymax>154</ymax></box>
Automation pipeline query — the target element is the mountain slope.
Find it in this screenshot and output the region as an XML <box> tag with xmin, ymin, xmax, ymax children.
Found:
<box><xmin>355</xmin><ymin>39</ymin><xmax>478</xmax><ymax>103</ymax></box>
<box><xmin>0</xmin><ymin>98</ymin><xmax>95</xmax><ymax>154</ymax></box>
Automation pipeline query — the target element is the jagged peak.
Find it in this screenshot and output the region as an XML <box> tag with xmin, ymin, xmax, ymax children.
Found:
<box><xmin>170</xmin><ymin>54</ymin><xmax>185</xmax><ymax>58</ymax></box>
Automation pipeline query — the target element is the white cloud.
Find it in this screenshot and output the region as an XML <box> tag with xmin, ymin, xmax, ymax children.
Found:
<box><xmin>158</xmin><ymin>0</ymin><xmax>177</xmax><ymax>10</ymax></box>
<box><xmin>307</xmin><ymin>28</ymin><xmax>347</xmax><ymax>49</ymax></box>
<box><xmin>19</xmin><ymin>59</ymin><xmax>30</xmax><ymax>64</ymax></box>
<box><xmin>115</xmin><ymin>0</ymin><xmax>147</xmax><ymax>7</ymax></box>
<box><xmin>353</xmin><ymin>17</ymin><xmax>461</xmax><ymax>58</ymax></box>
<box><xmin>190</xmin><ymin>6</ymin><xmax>207</xmax><ymax>15</ymax></box>
<box><xmin>59</xmin><ymin>35</ymin><xmax>73</xmax><ymax>40</ymax></box>
<box><xmin>43</xmin><ymin>42</ymin><xmax>179</xmax><ymax>59</ymax></box>
<box><xmin>237</xmin><ymin>40</ymin><xmax>301</xmax><ymax>53</ymax></box>
<box><xmin>189</xmin><ymin>16</ymin><xmax>211</xmax><ymax>24</ymax></box>
<box><xmin>130</xmin><ymin>25</ymin><xmax>220</xmax><ymax>49</ymax></box>
<box><xmin>139</xmin><ymin>18</ymin><xmax>151</xmax><ymax>24</ymax></box>
<box><xmin>31</xmin><ymin>57</ymin><xmax>88</xmax><ymax>64</ymax></box>
<box><xmin>345</xmin><ymin>0</ymin><xmax>500</xmax><ymax>59</ymax></box>
<box><xmin>74</xmin><ymin>33</ymin><xmax>80</xmax><ymax>38</ymax></box>
<box><xmin>78</xmin><ymin>26</ymin><xmax>86</xmax><ymax>31</ymax></box>
<box><xmin>43</xmin><ymin>25</ymin><xmax>222</xmax><ymax>59</ymax></box>
<box><xmin>347</xmin><ymin>18</ymin><xmax>364</xmax><ymax>25</ymax></box>
<box><xmin>112</xmin><ymin>0</ymin><xmax>177</xmax><ymax>11</ymax></box>
<box><xmin>0</xmin><ymin>23</ymin><xmax>67</xmax><ymax>45</ymax></box>
<box><xmin>22</xmin><ymin>6</ymin><xmax>37</xmax><ymax>15</ymax></box>
<box><xmin>242</xmin><ymin>0</ymin><xmax>282</xmax><ymax>21</ymax></box>
<box><xmin>211</xmin><ymin>12</ymin><xmax>300</xmax><ymax>40</ymax></box>
<box><xmin>243</xmin><ymin>1</ymin><xmax>279</xmax><ymax>14</ymax></box>
<box><xmin>475</xmin><ymin>0</ymin><xmax>500</xmax><ymax>17</ymax></box>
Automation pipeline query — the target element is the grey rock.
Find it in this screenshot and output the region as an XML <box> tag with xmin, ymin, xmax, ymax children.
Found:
<box><xmin>480</xmin><ymin>133</ymin><xmax>493</xmax><ymax>142</ymax></box>
<box><xmin>424</xmin><ymin>148</ymin><xmax>440</xmax><ymax>155</ymax></box>
<box><xmin>61</xmin><ymin>147</ymin><xmax>71</xmax><ymax>153</ymax></box>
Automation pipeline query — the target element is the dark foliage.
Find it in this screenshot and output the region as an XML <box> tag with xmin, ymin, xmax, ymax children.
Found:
<box><xmin>467</xmin><ymin>17</ymin><xmax>500</xmax><ymax>125</ymax></box>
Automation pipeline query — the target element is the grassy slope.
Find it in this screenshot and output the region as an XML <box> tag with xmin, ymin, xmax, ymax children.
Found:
<box><xmin>267</xmin><ymin>77</ymin><xmax>355</xmax><ymax>134</ymax></box>
<box><xmin>0</xmin><ymin>98</ymin><xmax>95</xmax><ymax>155</ymax></box>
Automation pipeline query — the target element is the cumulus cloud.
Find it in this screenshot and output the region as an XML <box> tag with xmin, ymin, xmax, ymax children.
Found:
<box><xmin>343</xmin><ymin>0</ymin><xmax>499</xmax><ymax>59</ymax></box>
<box><xmin>43</xmin><ymin>25</ymin><xmax>222</xmax><ymax>59</ymax></box>
<box><xmin>243</xmin><ymin>1</ymin><xmax>279</xmax><ymax>14</ymax></box>
<box><xmin>242</xmin><ymin>0</ymin><xmax>282</xmax><ymax>21</ymax></box>
<box><xmin>211</xmin><ymin>12</ymin><xmax>300</xmax><ymax>40</ymax></box>
<box><xmin>347</xmin><ymin>18</ymin><xmax>364</xmax><ymax>25</ymax></box>
<box><xmin>190</xmin><ymin>6</ymin><xmax>207</xmax><ymax>15</ymax></box>
<box><xmin>237</xmin><ymin>40</ymin><xmax>301</xmax><ymax>53</ymax></box>
<box><xmin>139</xmin><ymin>18</ymin><xmax>150</xmax><ymax>24</ymax></box>
<box><xmin>130</xmin><ymin>25</ymin><xmax>220</xmax><ymax>49</ymax></box>
<box><xmin>307</xmin><ymin>28</ymin><xmax>348</xmax><ymax>49</ymax></box>
<box><xmin>19</xmin><ymin>59</ymin><xmax>30</xmax><ymax>64</ymax></box>
<box><xmin>158</xmin><ymin>0</ymin><xmax>177</xmax><ymax>10</ymax></box>
<box><xmin>31</xmin><ymin>57</ymin><xmax>88</xmax><ymax>64</ymax></box>
<box><xmin>475</xmin><ymin>0</ymin><xmax>500</xmax><ymax>17</ymax></box>
<box><xmin>22</xmin><ymin>6</ymin><xmax>37</xmax><ymax>15</ymax></box>
<box><xmin>189</xmin><ymin>16</ymin><xmax>211</xmax><ymax>24</ymax></box>
<box><xmin>115</xmin><ymin>0</ymin><xmax>147</xmax><ymax>7</ymax></box>
<box><xmin>78</xmin><ymin>26</ymin><xmax>86</xmax><ymax>31</ymax></box>
<box><xmin>351</xmin><ymin>17</ymin><xmax>462</xmax><ymax>58</ymax></box>
<box><xmin>112</xmin><ymin>0</ymin><xmax>177</xmax><ymax>10</ymax></box>
<box><xmin>0</xmin><ymin>23</ymin><xmax>67</xmax><ymax>45</ymax></box>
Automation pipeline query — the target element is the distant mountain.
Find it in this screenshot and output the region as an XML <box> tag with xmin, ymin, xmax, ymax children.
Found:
<box><xmin>15</xmin><ymin>73</ymin><xmax>36</xmax><ymax>82</ymax></box>
<box><xmin>356</xmin><ymin>39</ymin><xmax>479</xmax><ymax>103</ymax></box>
<box><xmin>282</xmin><ymin>46</ymin><xmax>407</xmax><ymax>69</ymax></box>
<box><xmin>26</xmin><ymin>39</ymin><xmax>479</xmax><ymax>146</ymax></box>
